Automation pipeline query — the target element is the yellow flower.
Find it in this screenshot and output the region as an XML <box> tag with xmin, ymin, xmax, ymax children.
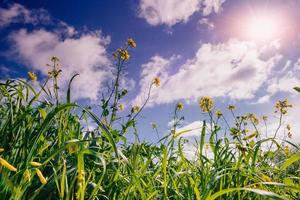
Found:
<box><xmin>36</xmin><ymin>168</ymin><xmax>47</xmax><ymax>185</ymax></box>
<box><xmin>27</xmin><ymin>72</ymin><xmax>37</xmax><ymax>81</ymax></box>
<box><xmin>0</xmin><ymin>157</ymin><xmax>17</xmax><ymax>172</ymax></box>
<box><xmin>262</xmin><ymin>115</ymin><xmax>268</xmax><ymax>121</ymax></box>
<box><xmin>51</xmin><ymin>56</ymin><xmax>60</xmax><ymax>63</ymax></box>
<box><xmin>284</xmin><ymin>145</ymin><xmax>291</xmax><ymax>156</ymax></box>
<box><xmin>127</xmin><ymin>38</ymin><xmax>137</xmax><ymax>48</ymax></box>
<box><xmin>131</xmin><ymin>105</ymin><xmax>140</xmax><ymax>113</ymax></box>
<box><xmin>215</xmin><ymin>110</ymin><xmax>223</xmax><ymax>118</ymax></box>
<box><xmin>0</xmin><ymin>148</ymin><xmax>4</xmax><ymax>153</ymax></box>
<box><xmin>199</xmin><ymin>96</ymin><xmax>214</xmax><ymax>112</ymax></box>
<box><xmin>247</xmin><ymin>113</ymin><xmax>259</xmax><ymax>125</ymax></box>
<box><xmin>151</xmin><ymin>122</ymin><xmax>157</xmax><ymax>129</ymax></box>
<box><xmin>153</xmin><ymin>77</ymin><xmax>161</xmax><ymax>87</ymax></box>
<box><xmin>227</xmin><ymin>104</ymin><xmax>236</xmax><ymax>111</ymax></box>
<box><xmin>117</xmin><ymin>48</ymin><xmax>130</xmax><ymax>60</ymax></box>
<box><xmin>176</xmin><ymin>102</ymin><xmax>184</xmax><ymax>111</ymax></box>
<box><xmin>118</xmin><ymin>103</ymin><xmax>124</xmax><ymax>111</ymax></box>
<box><xmin>275</xmin><ymin>98</ymin><xmax>292</xmax><ymax>115</ymax></box>
<box><xmin>30</xmin><ymin>161</ymin><xmax>42</xmax><ymax>167</ymax></box>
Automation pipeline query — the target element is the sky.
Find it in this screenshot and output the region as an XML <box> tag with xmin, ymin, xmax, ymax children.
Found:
<box><xmin>1</xmin><ymin>0</ymin><xmax>300</xmax><ymax>145</ymax></box>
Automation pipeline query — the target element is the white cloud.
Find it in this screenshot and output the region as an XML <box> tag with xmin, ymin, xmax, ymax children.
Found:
<box><xmin>176</xmin><ymin>121</ymin><xmax>205</xmax><ymax>137</ymax></box>
<box><xmin>133</xmin><ymin>55</ymin><xmax>179</xmax><ymax>106</ymax></box>
<box><xmin>255</xmin><ymin>95</ymin><xmax>271</xmax><ymax>104</ymax></box>
<box><xmin>138</xmin><ymin>0</ymin><xmax>226</xmax><ymax>26</ymax></box>
<box><xmin>0</xmin><ymin>3</ymin><xmax>51</xmax><ymax>27</ymax></box>
<box><xmin>137</xmin><ymin>39</ymin><xmax>281</xmax><ymax>106</ymax></box>
<box><xmin>202</xmin><ymin>0</ymin><xmax>225</xmax><ymax>16</ymax></box>
<box><xmin>9</xmin><ymin>29</ymin><xmax>111</xmax><ymax>102</ymax></box>
<box><xmin>267</xmin><ymin>71</ymin><xmax>300</xmax><ymax>95</ymax></box>
<box><xmin>198</xmin><ymin>18</ymin><xmax>215</xmax><ymax>30</ymax></box>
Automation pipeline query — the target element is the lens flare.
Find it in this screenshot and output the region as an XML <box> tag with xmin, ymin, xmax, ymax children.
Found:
<box><xmin>244</xmin><ymin>14</ymin><xmax>279</xmax><ymax>42</ymax></box>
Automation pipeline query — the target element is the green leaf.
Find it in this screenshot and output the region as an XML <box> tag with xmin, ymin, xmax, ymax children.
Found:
<box><xmin>293</xmin><ymin>87</ymin><xmax>300</xmax><ymax>93</ymax></box>
<box><xmin>281</xmin><ymin>153</ymin><xmax>300</xmax><ymax>170</ymax></box>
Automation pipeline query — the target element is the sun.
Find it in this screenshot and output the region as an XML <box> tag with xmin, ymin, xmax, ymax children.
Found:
<box><xmin>244</xmin><ymin>14</ymin><xmax>279</xmax><ymax>42</ymax></box>
<box><xmin>242</xmin><ymin>12</ymin><xmax>282</xmax><ymax>42</ymax></box>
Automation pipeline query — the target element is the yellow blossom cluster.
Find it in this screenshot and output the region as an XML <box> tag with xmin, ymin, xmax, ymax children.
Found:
<box><xmin>199</xmin><ymin>96</ymin><xmax>214</xmax><ymax>112</ymax></box>
<box><xmin>176</xmin><ymin>102</ymin><xmax>184</xmax><ymax>111</ymax></box>
<box><xmin>27</xmin><ymin>72</ymin><xmax>37</xmax><ymax>81</ymax></box>
<box><xmin>114</xmin><ymin>48</ymin><xmax>130</xmax><ymax>60</ymax></box>
<box><xmin>275</xmin><ymin>98</ymin><xmax>292</xmax><ymax>114</ymax></box>
<box><xmin>131</xmin><ymin>105</ymin><xmax>140</xmax><ymax>113</ymax></box>
<box><xmin>215</xmin><ymin>110</ymin><xmax>223</xmax><ymax>118</ymax></box>
<box><xmin>127</xmin><ymin>38</ymin><xmax>137</xmax><ymax>48</ymax></box>
<box><xmin>153</xmin><ymin>77</ymin><xmax>161</xmax><ymax>87</ymax></box>
<box><xmin>227</xmin><ymin>105</ymin><xmax>236</xmax><ymax>111</ymax></box>
<box><xmin>247</xmin><ymin>113</ymin><xmax>259</xmax><ymax>125</ymax></box>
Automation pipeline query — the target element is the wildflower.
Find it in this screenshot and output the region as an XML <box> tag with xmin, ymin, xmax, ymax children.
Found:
<box><xmin>176</xmin><ymin>102</ymin><xmax>184</xmax><ymax>111</ymax></box>
<box><xmin>117</xmin><ymin>48</ymin><xmax>130</xmax><ymax>60</ymax></box>
<box><xmin>27</xmin><ymin>72</ymin><xmax>37</xmax><ymax>81</ymax></box>
<box><xmin>262</xmin><ymin>115</ymin><xmax>268</xmax><ymax>121</ymax></box>
<box><xmin>131</xmin><ymin>105</ymin><xmax>140</xmax><ymax>113</ymax></box>
<box><xmin>227</xmin><ymin>105</ymin><xmax>236</xmax><ymax>111</ymax></box>
<box><xmin>35</xmin><ymin>168</ymin><xmax>47</xmax><ymax>185</ymax></box>
<box><xmin>151</xmin><ymin>122</ymin><xmax>157</xmax><ymax>129</ymax></box>
<box><xmin>243</xmin><ymin>131</ymin><xmax>257</xmax><ymax>140</ymax></box>
<box><xmin>0</xmin><ymin>157</ymin><xmax>17</xmax><ymax>172</ymax></box>
<box><xmin>153</xmin><ymin>77</ymin><xmax>161</xmax><ymax>87</ymax></box>
<box><xmin>30</xmin><ymin>161</ymin><xmax>42</xmax><ymax>167</ymax></box>
<box><xmin>215</xmin><ymin>110</ymin><xmax>223</xmax><ymax>118</ymax></box>
<box><xmin>199</xmin><ymin>96</ymin><xmax>214</xmax><ymax>112</ymax></box>
<box><xmin>284</xmin><ymin>145</ymin><xmax>291</xmax><ymax>156</ymax></box>
<box><xmin>275</xmin><ymin>98</ymin><xmax>292</xmax><ymax>115</ymax></box>
<box><xmin>118</xmin><ymin>103</ymin><xmax>124</xmax><ymax>111</ymax></box>
<box><xmin>0</xmin><ymin>148</ymin><xmax>4</xmax><ymax>153</ymax></box>
<box><xmin>51</xmin><ymin>56</ymin><xmax>60</xmax><ymax>63</ymax></box>
<box><xmin>127</xmin><ymin>38</ymin><xmax>137</xmax><ymax>48</ymax></box>
<box><xmin>247</xmin><ymin>113</ymin><xmax>259</xmax><ymax>125</ymax></box>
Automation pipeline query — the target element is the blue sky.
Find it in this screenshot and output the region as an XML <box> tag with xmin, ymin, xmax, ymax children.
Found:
<box><xmin>1</xmin><ymin>0</ymin><xmax>300</xmax><ymax>144</ymax></box>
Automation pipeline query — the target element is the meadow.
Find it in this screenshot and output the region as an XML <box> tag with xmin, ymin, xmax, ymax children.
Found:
<box><xmin>0</xmin><ymin>39</ymin><xmax>300</xmax><ymax>199</ymax></box>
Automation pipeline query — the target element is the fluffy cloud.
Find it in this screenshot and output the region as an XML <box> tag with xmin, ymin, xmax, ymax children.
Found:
<box><xmin>136</xmin><ymin>39</ymin><xmax>281</xmax><ymax>106</ymax></box>
<box><xmin>0</xmin><ymin>3</ymin><xmax>51</xmax><ymax>27</ymax></box>
<box><xmin>133</xmin><ymin>55</ymin><xmax>179</xmax><ymax>106</ymax></box>
<box><xmin>138</xmin><ymin>0</ymin><xmax>226</xmax><ymax>26</ymax></box>
<box><xmin>9</xmin><ymin>29</ymin><xmax>111</xmax><ymax>101</ymax></box>
<box><xmin>0</xmin><ymin>3</ymin><xmax>112</xmax><ymax>102</ymax></box>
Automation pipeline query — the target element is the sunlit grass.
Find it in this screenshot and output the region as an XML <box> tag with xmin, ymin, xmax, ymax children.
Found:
<box><xmin>0</xmin><ymin>39</ymin><xmax>299</xmax><ymax>199</ymax></box>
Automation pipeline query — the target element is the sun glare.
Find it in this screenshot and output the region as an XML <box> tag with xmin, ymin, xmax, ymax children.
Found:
<box><xmin>244</xmin><ymin>14</ymin><xmax>279</xmax><ymax>42</ymax></box>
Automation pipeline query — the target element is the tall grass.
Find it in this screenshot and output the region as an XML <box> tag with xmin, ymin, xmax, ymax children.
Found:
<box><xmin>0</xmin><ymin>39</ymin><xmax>299</xmax><ymax>199</ymax></box>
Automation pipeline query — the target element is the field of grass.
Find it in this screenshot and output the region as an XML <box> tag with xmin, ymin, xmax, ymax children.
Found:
<box><xmin>0</xmin><ymin>39</ymin><xmax>300</xmax><ymax>199</ymax></box>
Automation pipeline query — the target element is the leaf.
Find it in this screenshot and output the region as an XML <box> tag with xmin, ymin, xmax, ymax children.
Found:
<box><xmin>38</xmin><ymin>108</ymin><xmax>47</xmax><ymax>120</ymax></box>
<box><xmin>67</xmin><ymin>73</ymin><xmax>79</xmax><ymax>103</ymax></box>
<box><xmin>281</xmin><ymin>153</ymin><xmax>300</xmax><ymax>170</ymax></box>
<box><xmin>206</xmin><ymin>188</ymin><xmax>285</xmax><ymax>200</ymax></box>
<box><xmin>293</xmin><ymin>87</ymin><xmax>300</xmax><ymax>93</ymax></box>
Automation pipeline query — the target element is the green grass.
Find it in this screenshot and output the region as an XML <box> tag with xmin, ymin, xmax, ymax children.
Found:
<box><xmin>0</xmin><ymin>40</ymin><xmax>300</xmax><ymax>199</ymax></box>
